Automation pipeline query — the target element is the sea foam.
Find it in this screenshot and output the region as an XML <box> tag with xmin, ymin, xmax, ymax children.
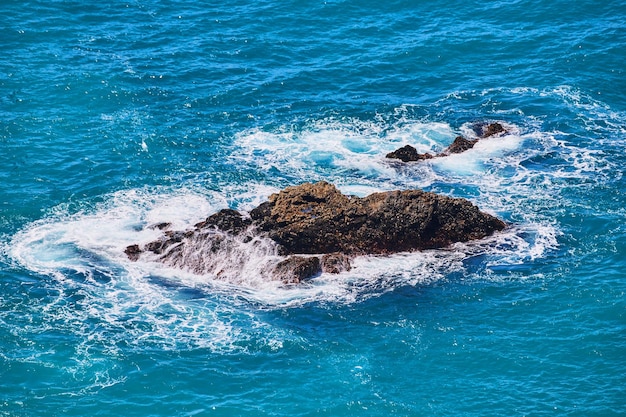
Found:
<box><xmin>12</xmin><ymin>90</ymin><xmax>620</xmax><ymax>313</ymax></box>
<box><xmin>8</xmin><ymin>115</ymin><xmax>572</xmax><ymax>310</ymax></box>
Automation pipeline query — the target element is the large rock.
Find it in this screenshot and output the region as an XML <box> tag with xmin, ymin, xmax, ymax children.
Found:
<box><xmin>250</xmin><ymin>181</ymin><xmax>505</xmax><ymax>255</ymax></box>
<box><xmin>126</xmin><ymin>182</ymin><xmax>505</xmax><ymax>283</ymax></box>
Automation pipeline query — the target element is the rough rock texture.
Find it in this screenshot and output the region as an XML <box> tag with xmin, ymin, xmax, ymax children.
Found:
<box><xmin>250</xmin><ymin>181</ymin><xmax>505</xmax><ymax>255</ymax></box>
<box><xmin>273</xmin><ymin>256</ymin><xmax>322</xmax><ymax>284</ymax></box>
<box><xmin>124</xmin><ymin>244</ymin><xmax>142</xmax><ymax>261</ymax></box>
<box><xmin>126</xmin><ymin>182</ymin><xmax>505</xmax><ymax>283</ymax></box>
<box><xmin>480</xmin><ymin>122</ymin><xmax>506</xmax><ymax>138</ymax></box>
<box><xmin>443</xmin><ymin>136</ymin><xmax>479</xmax><ymax>155</ymax></box>
<box><xmin>194</xmin><ymin>208</ymin><xmax>253</xmax><ymax>235</ymax></box>
<box><xmin>320</xmin><ymin>253</ymin><xmax>352</xmax><ymax>274</ymax></box>
<box><xmin>386</xmin><ymin>122</ymin><xmax>508</xmax><ymax>162</ymax></box>
<box><xmin>385</xmin><ymin>145</ymin><xmax>434</xmax><ymax>162</ymax></box>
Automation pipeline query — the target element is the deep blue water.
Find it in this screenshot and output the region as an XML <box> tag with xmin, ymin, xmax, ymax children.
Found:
<box><xmin>1</xmin><ymin>0</ymin><xmax>625</xmax><ymax>415</ymax></box>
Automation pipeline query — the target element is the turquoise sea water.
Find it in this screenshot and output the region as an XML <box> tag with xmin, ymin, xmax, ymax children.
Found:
<box><xmin>1</xmin><ymin>0</ymin><xmax>625</xmax><ymax>415</ymax></box>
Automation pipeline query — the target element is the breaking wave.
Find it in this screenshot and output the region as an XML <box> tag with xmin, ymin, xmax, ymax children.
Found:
<box><xmin>5</xmin><ymin>86</ymin><xmax>621</xmax><ymax>353</ymax></box>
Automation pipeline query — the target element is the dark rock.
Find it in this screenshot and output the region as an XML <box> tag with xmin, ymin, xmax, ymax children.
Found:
<box><xmin>150</xmin><ymin>222</ymin><xmax>171</xmax><ymax>230</ymax></box>
<box><xmin>442</xmin><ymin>136</ymin><xmax>478</xmax><ymax>155</ymax></box>
<box><xmin>473</xmin><ymin>122</ymin><xmax>507</xmax><ymax>138</ymax></box>
<box><xmin>385</xmin><ymin>145</ymin><xmax>434</xmax><ymax>162</ymax></box>
<box><xmin>273</xmin><ymin>253</ymin><xmax>352</xmax><ymax>283</ymax></box>
<box><xmin>273</xmin><ymin>256</ymin><xmax>322</xmax><ymax>284</ymax></box>
<box><xmin>144</xmin><ymin>238</ymin><xmax>169</xmax><ymax>255</ymax></box>
<box><xmin>388</xmin><ymin>122</ymin><xmax>508</xmax><ymax>163</ymax></box>
<box><xmin>140</xmin><ymin>230</ymin><xmax>192</xmax><ymax>255</ymax></box>
<box><xmin>124</xmin><ymin>244</ymin><xmax>142</xmax><ymax>261</ymax></box>
<box><xmin>321</xmin><ymin>253</ymin><xmax>352</xmax><ymax>274</ymax></box>
<box><xmin>482</xmin><ymin>122</ymin><xmax>506</xmax><ymax>138</ymax></box>
<box><xmin>194</xmin><ymin>208</ymin><xmax>252</xmax><ymax>234</ymax></box>
<box><xmin>127</xmin><ymin>182</ymin><xmax>505</xmax><ymax>284</ymax></box>
<box><xmin>251</xmin><ymin>181</ymin><xmax>505</xmax><ymax>255</ymax></box>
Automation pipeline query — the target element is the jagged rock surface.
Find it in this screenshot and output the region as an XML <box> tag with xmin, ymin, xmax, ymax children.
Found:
<box><xmin>250</xmin><ymin>181</ymin><xmax>505</xmax><ymax>255</ymax></box>
<box><xmin>386</xmin><ymin>122</ymin><xmax>508</xmax><ymax>162</ymax></box>
<box><xmin>442</xmin><ymin>136</ymin><xmax>479</xmax><ymax>155</ymax></box>
<box><xmin>479</xmin><ymin>122</ymin><xmax>506</xmax><ymax>138</ymax></box>
<box><xmin>385</xmin><ymin>145</ymin><xmax>434</xmax><ymax>162</ymax></box>
<box><xmin>126</xmin><ymin>182</ymin><xmax>505</xmax><ymax>283</ymax></box>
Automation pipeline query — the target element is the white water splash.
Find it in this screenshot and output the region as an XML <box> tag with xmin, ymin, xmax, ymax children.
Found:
<box><xmin>8</xmin><ymin>95</ymin><xmax>618</xmax><ymax>353</ymax></box>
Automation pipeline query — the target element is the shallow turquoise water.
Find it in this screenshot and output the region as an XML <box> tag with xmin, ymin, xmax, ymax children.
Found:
<box><xmin>1</xmin><ymin>0</ymin><xmax>625</xmax><ymax>416</ymax></box>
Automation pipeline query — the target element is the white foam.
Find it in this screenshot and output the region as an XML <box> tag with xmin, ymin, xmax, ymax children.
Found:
<box><xmin>11</xmin><ymin>98</ymin><xmax>621</xmax><ymax>352</ymax></box>
<box><xmin>229</xmin><ymin>119</ymin><xmax>462</xmax><ymax>190</ymax></box>
<box><xmin>431</xmin><ymin>133</ymin><xmax>525</xmax><ymax>176</ymax></box>
<box><xmin>10</xmin><ymin>188</ymin><xmax>223</xmax><ymax>277</ymax></box>
<box><xmin>112</xmin><ymin>216</ymin><xmax>559</xmax><ymax>308</ymax></box>
<box><xmin>228</xmin><ymin>117</ymin><xmax>559</xmax><ymax>204</ymax></box>
<box><xmin>9</xmin><ymin>118</ymin><xmax>568</xmax><ymax>305</ymax></box>
<box><xmin>6</xmin><ymin>186</ymin><xmax>327</xmax><ymax>354</ymax></box>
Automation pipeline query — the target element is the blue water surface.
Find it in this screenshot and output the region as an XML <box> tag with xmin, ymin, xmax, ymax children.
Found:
<box><xmin>1</xmin><ymin>0</ymin><xmax>625</xmax><ymax>415</ymax></box>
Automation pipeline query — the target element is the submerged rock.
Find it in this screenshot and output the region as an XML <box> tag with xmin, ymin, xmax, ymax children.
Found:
<box><xmin>126</xmin><ymin>182</ymin><xmax>505</xmax><ymax>284</ymax></box>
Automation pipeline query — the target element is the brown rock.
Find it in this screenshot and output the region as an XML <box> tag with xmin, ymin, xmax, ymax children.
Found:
<box><xmin>273</xmin><ymin>256</ymin><xmax>322</xmax><ymax>284</ymax></box>
<box><xmin>250</xmin><ymin>181</ymin><xmax>505</xmax><ymax>255</ymax></box>
<box><xmin>126</xmin><ymin>182</ymin><xmax>505</xmax><ymax>284</ymax></box>
<box><xmin>194</xmin><ymin>208</ymin><xmax>252</xmax><ymax>235</ymax></box>
<box><xmin>387</xmin><ymin>122</ymin><xmax>508</xmax><ymax>163</ymax></box>
<box><xmin>441</xmin><ymin>136</ymin><xmax>479</xmax><ymax>155</ymax></box>
<box><xmin>386</xmin><ymin>145</ymin><xmax>434</xmax><ymax>162</ymax></box>
<box><xmin>482</xmin><ymin>122</ymin><xmax>506</xmax><ymax>138</ymax></box>
<box><xmin>321</xmin><ymin>253</ymin><xmax>352</xmax><ymax>274</ymax></box>
<box><xmin>124</xmin><ymin>244</ymin><xmax>142</xmax><ymax>261</ymax></box>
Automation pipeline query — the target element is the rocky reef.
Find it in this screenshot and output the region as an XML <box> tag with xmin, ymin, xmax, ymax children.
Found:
<box><xmin>386</xmin><ymin>122</ymin><xmax>507</xmax><ymax>162</ymax></box>
<box><xmin>126</xmin><ymin>181</ymin><xmax>505</xmax><ymax>284</ymax></box>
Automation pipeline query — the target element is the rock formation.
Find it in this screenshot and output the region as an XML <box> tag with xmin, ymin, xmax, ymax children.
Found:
<box><xmin>386</xmin><ymin>122</ymin><xmax>507</xmax><ymax>162</ymax></box>
<box><xmin>126</xmin><ymin>182</ymin><xmax>505</xmax><ymax>284</ymax></box>
<box><xmin>479</xmin><ymin>121</ymin><xmax>506</xmax><ymax>138</ymax></box>
<box><xmin>250</xmin><ymin>181</ymin><xmax>505</xmax><ymax>254</ymax></box>
<box><xmin>385</xmin><ymin>145</ymin><xmax>434</xmax><ymax>162</ymax></box>
<box><xmin>443</xmin><ymin>136</ymin><xmax>478</xmax><ymax>155</ymax></box>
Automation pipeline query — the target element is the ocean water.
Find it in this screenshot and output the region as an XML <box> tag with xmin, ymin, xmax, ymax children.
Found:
<box><xmin>1</xmin><ymin>0</ymin><xmax>625</xmax><ymax>415</ymax></box>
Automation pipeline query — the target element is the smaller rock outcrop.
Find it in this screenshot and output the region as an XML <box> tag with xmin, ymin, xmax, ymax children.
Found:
<box><xmin>124</xmin><ymin>244</ymin><xmax>142</xmax><ymax>261</ymax></box>
<box><xmin>194</xmin><ymin>208</ymin><xmax>253</xmax><ymax>235</ymax></box>
<box><xmin>442</xmin><ymin>136</ymin><xmax>478</xmax><ymax>155</ymax></box>
<box><xmin>267</xmin><ymin>253</ymin><xmax>353</xmax><ymax>284</ymax></box>
<box><xmin>386</xmin><ymin>122</ymin><xmax>508</xmax><ymax>163</ymax></box>
<box><xmin>478</xmin><ymin>122</ymin><xmax>506</xmax><ymax>138</ymax></box>
<box><xmin>385</xmin><ymin>145</ymin><xmax>434</xmax><ymax>162</ymax></box>
<box><xmin>320</xmin><ymin>253</ymin><xmax>352</xmax><ymax>274</ymax></box>
<box><xmin>273</xmin><ymin>256</ymin><xmax>321</xmax><ymax>284</ymax></box>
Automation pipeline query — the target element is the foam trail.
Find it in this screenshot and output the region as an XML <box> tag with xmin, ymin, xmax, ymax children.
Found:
<box><xmin>230</xmin><ymin>118</ymin><xmax>537</xmax><ymax>197</ymax></box>
<box><xmin>10</xmin><ymin>188</ymin><xmax>222</xmax><ymax>278</ymax></box>
<box><xmin>5</xmin><ymin>188</ymin><xmax>280</xmax><ymax>354</ymax></box>
<box><xmin>12</xmin><ymin>104</ymin><xmax>613</xmax><ymax>309</ymax></box>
